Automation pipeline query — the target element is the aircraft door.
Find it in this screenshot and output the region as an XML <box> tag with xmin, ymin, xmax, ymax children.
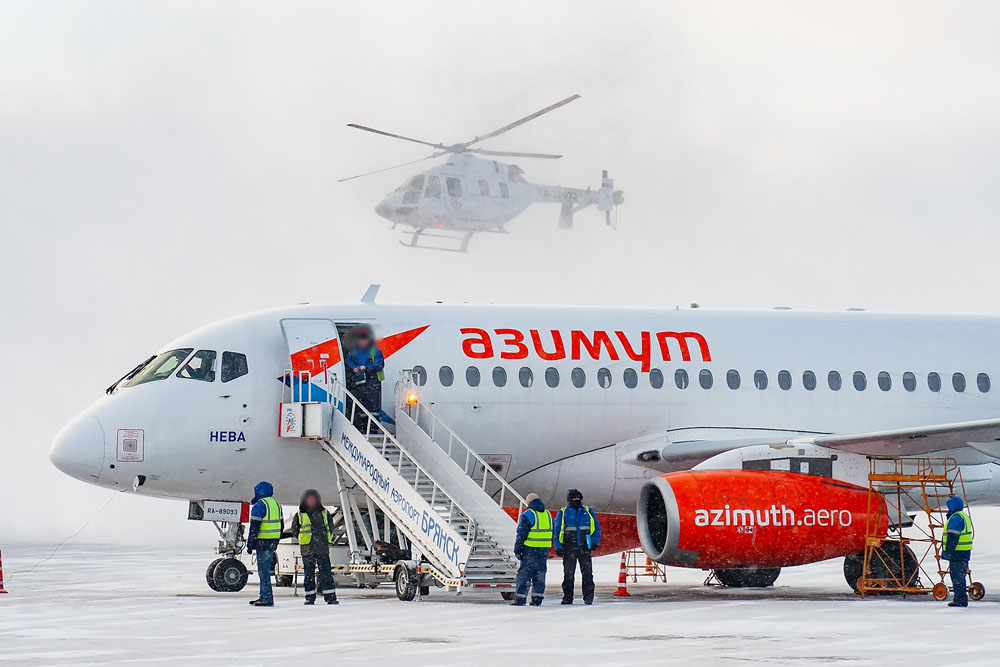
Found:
<box><xmin>279</xmin><ymin>318</ymin><xmax>343</xmax><ymax>406</ymax></box>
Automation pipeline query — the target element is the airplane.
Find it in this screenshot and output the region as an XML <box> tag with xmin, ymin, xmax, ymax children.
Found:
<box><xmin>51</xmin><ymin>289</ymin><xmax>1000</xmax><ymax>594</ymax></box>
<box><xmin>338</xmin><ymin>95</ymin><xmax>625</xmax><ymax>252</ymax></box>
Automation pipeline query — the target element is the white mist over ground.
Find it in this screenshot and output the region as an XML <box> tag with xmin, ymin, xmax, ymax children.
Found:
<box><xmin>2</xmin><ymin>544</ymin><xmax>999</xmax><ymax>666</ymax></box>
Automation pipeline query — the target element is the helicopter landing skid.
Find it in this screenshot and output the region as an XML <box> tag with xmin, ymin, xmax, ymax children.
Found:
<box><xmin>399</xmin><ymin>228</ymin><xmax>478</xmax><ymax>253</ymax></box>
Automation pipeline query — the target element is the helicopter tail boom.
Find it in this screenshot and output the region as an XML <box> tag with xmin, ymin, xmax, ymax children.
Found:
<box><xmin>530</xmin><ymin>170</ymin><xmax>624</xmax><ymax>229</ymax></box>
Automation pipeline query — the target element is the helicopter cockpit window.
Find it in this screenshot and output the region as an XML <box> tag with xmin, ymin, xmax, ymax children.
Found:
<box><xmin>446</xmin><ymin>177</ymin><xmax>462</xmax><ymax>197</ymax></box>
<box><xmin>401</xmin><ymin>175</ymin><xmax>424</xmax><ymax>205</ymax></box>
<box><xmin>177</xmin><ymin>349</ymin><xmax>217</xmax><ymax>382</ymax></box>
<box><xmin>478</xmin><ymin>180</ymin><xmax>490</xmax><ymax>196</ymax></box>
<box><xmin>425</xmin><ymin>175</ymin><xmax>441</xmax><ymax>199</ymax></box>
<box><xmin>397</xmin><ymin>175</ymin><xmax>424</xmax><ymax>193</ymax></box>
<box><xmin>499</xmin><ymin>182</ymin><xmax>509</xmax><ymax>198</ymax></box>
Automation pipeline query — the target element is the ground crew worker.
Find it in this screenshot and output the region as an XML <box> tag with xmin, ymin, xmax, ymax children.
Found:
<box><xmin>345</xmin><ymin>326</ymin><xmax>385</xmax><ymax>432</ymax></box>
<box><xmin>512</xmin><ymin>493</ymin><xmax>551</xmax><ymax>606</ymax></box>
<box><xmin>286</xmin><ymin>489</ymin><xmax>338</xmax><ymax>606</ymax></box>
<box><xmin>246</xmin><ymin>481</ymin><xmax>282</xmax><ymax>607</ymax></box>
<box><xmin>554</xmin><ymin>488</ymin><xmax>602</xmax><ymax>605</ymax></box>
<box><xmin>942</xmin><ymin>495</ymin><xmax>973</xmax><ymax>607</ymax></box>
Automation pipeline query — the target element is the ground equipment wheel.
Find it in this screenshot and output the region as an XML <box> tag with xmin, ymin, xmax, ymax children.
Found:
<box><xmin>420</xmin><ymin>586</ymin><xmax>430</xmax><ymax>596</ymax></box>
<box><xmin>206</xmin><ymin>558</ymin><xmax>225</xmax><ymax>591</ymax></box>
<box><xmin>969</xmin><ymin>582</ymin><xmax>985</xmax><ymax>601</ymax></box>
<box><xmin>501</xmin><ymin>591</ymin><xmax>516</xmax><ymax>601</ymax></box>
<box><xmin>843</xmin><ymin>553</ymin><xmax>865</xmax><ymax>591</ymax></box>
<box><xmin>276</xmin><ymin>574</ymin><xmax>293</xmax><ymax>588</ymax></box>
<box><xmin>394</xmin><ymin>564</ymin><xmax>417</xmax><ymax>601</ymax></box>
<box><xmin>868</xmin><ymin>540</ymin><xmax>919</xmax><ymax>591</ymax></box>
<box><xmin>713</xmin><ymin>567</ymin><xmax>781</xmax><ymax>588</ymax></box>
<box><xmin>213</xmin><ymin>558</ymin><xmax>249</xmax><ymax>592</ymax></box>
<box><xmin>932</xmin><ymin>583</ymin><xmax>949</xmax><ymax>600</ymax></box>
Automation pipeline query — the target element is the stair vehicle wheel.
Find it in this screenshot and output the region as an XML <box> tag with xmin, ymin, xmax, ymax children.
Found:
<box><xmin>713</xmin><ymin>567</ymin><xmax>781</xmax><ymax>588</ymax></box>
<box><xmin>969</xmin><ymin>581</ymin><xmax>986</xmax><ymax>601</ymax></box>
<box><xmin>420</xmin><ymin>586</ymin><xmax>430</xmax><ymax>596</ymax></box>
<box><xmin>394</xmin><ymin>564</ymin><xmax>417</xmax><ymax>601</ymax></box>
<box><xmin>205</xmin><ymin>558</ymin><xmax>225</xmax><ymax>592</ymax></box>
<box><xmin>932</xmin><ymin>583</ymin><xmax>949</xmax><ymax>600</ymax></box>
<box><xmin>501</xmin><ymin>591</ymin><xmax>516</xmax><ymax>601</ymax></box>
<box><xmin>843</xmin><ymin>553</ymin><xmax>865</xmax><ymax>591</ymax></box>
<box><xmin>213</xmin><ymin>558</ymin><xmax>249</xmax><ymax>592</ymax></box>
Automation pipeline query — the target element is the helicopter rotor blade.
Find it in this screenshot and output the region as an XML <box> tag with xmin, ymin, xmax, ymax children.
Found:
<box><xmin>465</xmin><ymin>94</ymin><xmax>581</xmax><ymax>147</ymax></box>
<box><xmin>345</xmin><ymin>124</ymin><xmax>450</xmax><ymax>151</ymax></box>
<box><xmin>336</xmin><ymin>154</ymin><xmax>440</xmax><ymax>183</ymax></box>
<box><xmin>468</xmin><ymin>149</ymin><xmax>563</xmax><ymax>159</ymax></box>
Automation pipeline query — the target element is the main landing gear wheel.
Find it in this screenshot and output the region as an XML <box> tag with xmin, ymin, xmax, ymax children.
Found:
<box><xmin>713</xmin><ymin>567</ymin><xmax>781</xmax><ymax>588</ymax></box>
<box><xmin>844</xmin><ymin>540</ymin><xmax>919</xmax><ymax>594</ymax></box>
<box><xmin>843</xmin><ymin>553</ymin><xmax>865</xmax><ymax>592</ymax></box>
<box><xmin>206</xmin><ymin>558</ymin><xmax>225</xmax><ymax>592</ymax></box>
<box><xmin>969</xmin><ymin>582</ymin><xmax>986</xmax><ymax>601</ymax></box>
<box><xmin>212</xmin><ymin>558</ymin><xmax>249</xmax><ymax>592</ymax></box>
<box><xmin>394</xmin><ymin>564</ymin><xmax>417</xmax><ymax>601</ymax></box>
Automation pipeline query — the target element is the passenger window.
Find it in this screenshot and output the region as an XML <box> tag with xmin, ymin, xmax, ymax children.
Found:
<box><xmin>499</xmin><ymin>182</ymin><xmax>509</xmax><ymax>198</ymax></box>
<box><xmin>853</xmin><ymin>371</ymin><xmax>867</xmax><ymax>391</ymax></box>
<box><xmin>802</xmin><ymin>370</ymin><xmax>817</xmax><ymax>391</ymax></box>
<box><xmin>649</xmin><ymin>369</ymin><xmax>664</xmax><ymax>389</ymax></box>
<box><xmin>754</xmin><ymin>370</ymin><xmax>767</xmax><ymax>390</ymax></box>
<box><xmin>778</xmin><ymin>370</ymin><xmax>791</xmax><ymax>390</ymax></box>
<box><xmin>413</xmin><ymin>365</ymin><xmax>428</xmax><ymax>387</ymax></box>
<box><xmin>425</xmin><ymin>175</ymin><xmax>441</xmax><ymax>199</ymax></box>
<box><xmin>545</xmin><ymin>367</ymin><xmax>560</xmax><ymax>388</ymax></box>
<box><xmin>877</xmin><ymin>371</ymin><xmax>891</xmax><ymax>391</ymax></box>
<box><xmin>927</xmin><ymin>372</ymin><xmax>941</xmax><ymax>392</ymax></box>
<box><xmin>446</xmin><ymin>177</ymin><xmax>463</xmax><ymax>197</ymax></box>
<box><xmin>466</xmin><ymin>366</ymin><xmax>481</xmax><ymax>387</ymax></box>
<box><xmin>902</xmin><ymin>372</ymin><xmax>916</xmax><ymax>392</ymax></box>
<box><xmin>571</xmin><ymin>367</ymin><xmax>586</xmax><ymax>388</ymax></box>
<box><xmin>828</xmin><ymin>371</ymin><xmax>842</xmax><ymax>391</ymax></box>
<box><xmin>726</xmin><ymin>369</ymin><xmax>740</xmax><ymax>390</ymax></box>
<box><xmin>519</xmin><ymin>367</ymin><xmax>533</xmax><ymax>388</ymax></box>
<box><xmin>953</xmin><ymin>372</ymin><xmax>966</xmax><ymax>393</ymax></box>
<box><xmin>125</xmin><ymin>348</ymin><xmax>193</xmax><ymax>387</ymax></box>
<box><xmin>977</xmin><ymin>373</ymin><xmax>990</xmax><ymax>393</ymax></box>
<box><xmin>478</xmin><ymin>180</ymin><xmax>490</xmax><ymax>196</ymax></box>
<box><xmin>699</xmin><ymin>369</ymin><xmax>713</xmax><ymax>389</ymax></box>
<box><xmin>493</xmin><ymin>367</ymin><xmax>507</xmax><ymax>387</ymax></box>
<box><xmin>177</xmin><ymin>349</ymin><xmax>217</xmax><ymax>382</ymax></box>
<box><xmin>598</xmin><ymin>367</ymin><xmax>612</xmax><ymax>388</ymax></box>
<box><xmin>624</xmin><ymin>368</ymin><xmax>638</xmax><ymax>388</ymax></box>
<box><xmin>221</xmin><ymin>352</ymin><xmax>248</xmax><ymax>383</ymax></box>
<box><xmin>675</xmin><ymin>368</ymin><xmax>689</xmax><ymax>389</ymax></box>
<box><xmin>439</xmin><ymin>366</ymin><xmax>454</xmax><ymax>387</ymax></box>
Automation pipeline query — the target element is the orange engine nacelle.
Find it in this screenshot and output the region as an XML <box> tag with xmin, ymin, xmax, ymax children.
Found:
<box><xmin>637</xmin><ymin>470</ymin><xmax>887</xmax><ymax>569</ymax></box>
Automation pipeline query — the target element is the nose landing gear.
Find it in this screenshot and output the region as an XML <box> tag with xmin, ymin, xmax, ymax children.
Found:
<box><xmin>205</xmin><ymin>521</ymin><xmax>250</xmax><ymax>593</ymax></box>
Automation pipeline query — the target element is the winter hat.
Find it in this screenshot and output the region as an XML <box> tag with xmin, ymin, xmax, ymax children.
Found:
<box><xmin>567</xmin><ymin>488</ymin><xmax>583</xmax><ymax>502</ymax></box>
<box><xmin>525</xmin><ymin>493</ymin><xmax>540</xmax><ymax>505</ymax></box>
<box><xmin>947</xmin><ymin>496</ymin><xmax>964</xmax><ymax>513</ymax></box>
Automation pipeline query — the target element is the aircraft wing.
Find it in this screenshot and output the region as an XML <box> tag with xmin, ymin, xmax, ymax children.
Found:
<box><xmin>656</xmin><ymin>418</ymin><xmax>1000</xmax><ymax>463</ymax></box>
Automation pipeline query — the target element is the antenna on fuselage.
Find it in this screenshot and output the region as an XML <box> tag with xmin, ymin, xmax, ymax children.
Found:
<box><xmin>361</xmin><ymin>284</ymin><xmax>381</xmax><ymax>305</ymax></box>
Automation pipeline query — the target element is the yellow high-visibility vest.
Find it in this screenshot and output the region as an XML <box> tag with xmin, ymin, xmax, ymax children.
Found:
<box><xmin>523</xmin><ymin>509</ymin><xmax>553</xmax><ymax>548</ymax></box>
<box><xmin>559</xmin><ymin>505</ymin><xmax>596</xmax><ymax>546</ymax></box>
<box><xmin>942</xmin><ymin>510</ymin><xmax>973</xmax><ymax>552</ymax></box>
<box><xmin>257</xmin><ymin>496</ymin><xmax>283</xmax><ymax>540</ymax></box>
<box><xmin>298</xmin><ymin>511</ymin><xmax>332</xmax><ymax>546</ymax></box>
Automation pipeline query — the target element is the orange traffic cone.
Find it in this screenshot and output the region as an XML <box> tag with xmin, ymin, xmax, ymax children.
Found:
<box><xmin>613</xmin><ymin>551</ymin><xmax>631</xmax><ymax>596</ymax></box>
<box><xmin>0</xmin><ymin>549</ymin><xmax>8</xmax><ymax>593</ymax></box>
<box><xmin>645</xmin><ymin>556</ymin><xmax>655</xmax><ymax>575</ymax></box>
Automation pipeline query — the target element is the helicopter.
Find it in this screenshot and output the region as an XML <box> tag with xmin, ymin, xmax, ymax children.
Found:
<box><xmin>339</xmin><ymin>94</ymin><xmax>625</xmax><ymax>252</ymax></box>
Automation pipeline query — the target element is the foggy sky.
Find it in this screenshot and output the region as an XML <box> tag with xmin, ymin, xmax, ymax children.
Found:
<box><xmin>4</xmin><ymin>1</ymin><xmax>1000</xmax><ymax>545</ymax></box>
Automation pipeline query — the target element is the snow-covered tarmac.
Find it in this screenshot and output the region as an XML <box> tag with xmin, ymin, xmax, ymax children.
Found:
<box><xmin>1</xmin><ymin>544</ymin><xmax>999</xmax><ymax>666</ymax></box>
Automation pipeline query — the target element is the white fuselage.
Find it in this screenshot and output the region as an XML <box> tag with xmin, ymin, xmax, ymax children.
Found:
<box><xmin>51</xmin><ymin>302</ymin><xmax>1000</xmax><ymax>512</ymax></box>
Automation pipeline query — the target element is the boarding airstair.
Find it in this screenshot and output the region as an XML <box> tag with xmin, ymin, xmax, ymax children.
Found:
<box><xmin>279</xmin><ymin>369</ymin><xmax>525</xmax><ymax>599</ymax></box>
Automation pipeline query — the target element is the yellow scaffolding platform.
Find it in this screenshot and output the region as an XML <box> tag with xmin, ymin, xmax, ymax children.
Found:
<box><xmin>857</xmin><ymin>456</ymin><xmax>984</xmax><ymax>601</ymax></box>
<box><xmin>623</xmin><ymin>547</ymin><xmax>667</xmax><ymax>583</ymax></box>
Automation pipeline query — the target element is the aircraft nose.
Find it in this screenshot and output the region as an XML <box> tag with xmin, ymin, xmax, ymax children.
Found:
<box><xmin>50</xmin><ymin>413</ymin><xmax>106</xmax><ymax>481</ymax></box>
<box><xmin>375</xmin><ymin>201</ymin><xmax>393</xmax><ymax>220</ymax></box>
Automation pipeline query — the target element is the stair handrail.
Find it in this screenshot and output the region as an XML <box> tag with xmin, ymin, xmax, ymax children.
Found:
<box><xmin>396</xmin><ymin>370</ymin><xmax>528</xmax><ymax>519</ymax></box>
<box><xmin>286</xmin><ymin>369</ymin><xmax>482</xmax><ymax>551</ymax></box>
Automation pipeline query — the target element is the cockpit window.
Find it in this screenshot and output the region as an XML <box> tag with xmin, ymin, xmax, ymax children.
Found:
<box><xmin>395</xmin><ymin>175</ymin><xmax>425</xmax><ymax>193</ymax></box>
<box><xmin>124</xmin><ymin>349</ymin><xmax>193</xmax><ymax>387</ymax></box>
<box><xmin>221</xmin><ymin>352</ymin><xmax>249</xmax><ymax>383</ymax></box>
<box><xmin>177</xmin><ymin>349</ymin><xmax>217</xmax><ymax>382</ymax></box>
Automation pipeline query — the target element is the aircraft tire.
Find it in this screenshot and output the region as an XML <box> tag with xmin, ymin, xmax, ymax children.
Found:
<box><xmin>206</xmin><ymin>558</ymin><xmax>225</xmax><ymax>592</ymax></box>
<box><xmin>714</xmin><ymin>567</ymin><xmax>781</xmax><ymax>588</ymax></box>
<box><xmin>214</xmin><ymin>558</ymin><xmax>249</xmax><ymax>592</ymax></box>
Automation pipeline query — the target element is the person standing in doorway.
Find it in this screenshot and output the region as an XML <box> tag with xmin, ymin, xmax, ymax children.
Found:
<box><xmin>344</xmin><ymin>326</ymin><xmax>385</xmax><ymax>433</ymax></box>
